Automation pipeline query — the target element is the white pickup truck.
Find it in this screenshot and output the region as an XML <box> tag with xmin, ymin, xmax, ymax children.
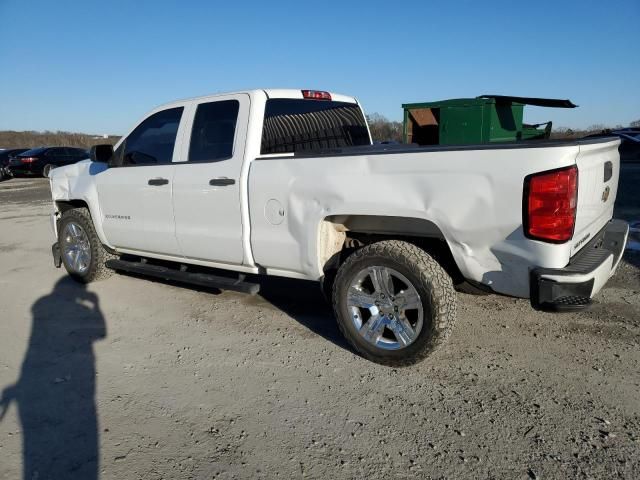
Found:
<box><xmin>49</xmin><ymin>89</ymin><xmax>628</xmax><ymax>366</ymax></box>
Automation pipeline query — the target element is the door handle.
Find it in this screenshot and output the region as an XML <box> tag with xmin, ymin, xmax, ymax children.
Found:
<box><xmin>209</xmin><ymin>178</ymin><xmax>236</xmax><ymax>186</ymax></box>
<box><xmin>148</xmin><ymin>178</ymin><xmax>169</xmax><ymax>186</ymax></box>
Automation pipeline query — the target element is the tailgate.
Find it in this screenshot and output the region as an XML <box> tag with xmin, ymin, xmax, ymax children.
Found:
<box><xmin>571</xmin><ymin>139</ymin><xmax>620</xmax><ymax>256</ymax></box>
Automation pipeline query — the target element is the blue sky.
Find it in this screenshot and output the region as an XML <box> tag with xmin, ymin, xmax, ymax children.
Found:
<box><xmin>0</xmin><ymin>0</ymin><xmax>638</xmax><ymax>134</ymax></box>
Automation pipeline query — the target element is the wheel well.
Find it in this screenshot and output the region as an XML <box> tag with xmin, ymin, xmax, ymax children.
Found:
<box><xmin>54</xmin><ymin>200</ymin><xmax>90</xmax><ymax>232</ymax></box>
<box><xmin>320</xmin><ymin>215</ymin><xmax>464</xmax><ymax>285</ymax></box>
<box><xmin>54</xmin><ymin>200</ymin><xmax>116</xmax><ymax>255</ymax></box>
<box><xmin>56</xmin><ymin>199</ymin><xmax>89</xmax><ymax>214</ymax></box>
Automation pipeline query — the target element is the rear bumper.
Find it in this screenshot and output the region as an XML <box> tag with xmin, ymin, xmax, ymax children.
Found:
<box><xmin>7</xmin><ymin>165</ymin><xmax>36</xmax><ymax>175</ymax></box>
<box><xmin>530</xmin><ymin>219</ymin><xmax>628</xmax><ymax>311</ymax></box>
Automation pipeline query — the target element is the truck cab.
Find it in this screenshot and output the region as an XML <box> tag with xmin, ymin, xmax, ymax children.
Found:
<box><xmin>53</xmin><ymin>89</ymin><xmax>370</xmax><ymax>270</ymax></box>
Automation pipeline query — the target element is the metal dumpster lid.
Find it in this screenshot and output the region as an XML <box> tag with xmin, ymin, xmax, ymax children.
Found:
<box><xmin>478</xmin><ymin>95</ymin><xmax>578</xmax><ymax>108</ymax></box>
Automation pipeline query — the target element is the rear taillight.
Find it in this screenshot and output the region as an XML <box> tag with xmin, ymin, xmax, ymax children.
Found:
<box><xmin>301</xmin><ymin>90</ymin><xmax>331</xmax><ymax>100</ymax></box>
<box><xmin>21</xmin><ymin>157</ymin><xmax>37</xmax><ymax>163</ymax></box>
<box><xmin>524</xmin><ymin>165</ymin><xmax>578</xmax><ymax>243</ymax></box>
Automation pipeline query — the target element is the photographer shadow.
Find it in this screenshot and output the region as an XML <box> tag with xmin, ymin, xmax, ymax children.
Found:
<box><xmin>1</xmin><ymin>277</ymin><xmax>105</xmax><ymax>480</ymax></box>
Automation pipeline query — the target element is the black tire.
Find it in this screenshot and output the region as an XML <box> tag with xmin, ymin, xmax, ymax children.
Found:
<box><xmin>332</xmin><ymin>240</ymin><xmax>456</xmax><ymax>366</ymax></box>
<box><xmin>43</xmin><ymin>164</ymin><xmax>54</xmax><ymax>178</ymax></box>
<box><xmin>319</xmin><ymin>268</ymin><xmax>337</xmax><ymax>304</ymax></box>
<box><xmin>58</xmin><ymin>208</ymin><xmax>116</xmax><ymax>283</ymax></box>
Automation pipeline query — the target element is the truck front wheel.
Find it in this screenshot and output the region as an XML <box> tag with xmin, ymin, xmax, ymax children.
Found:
<box><xmin>332</xmin><ymin>240</ymin><xmax>456</xmax><ymax>366</ymax></box>
<box><xmin>58</xmin><ymin>208</ymin><xmax>115</xmax><ymax>283</ymax></box>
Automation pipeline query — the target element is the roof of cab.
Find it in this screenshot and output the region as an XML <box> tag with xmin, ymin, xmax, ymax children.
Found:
<box><xmin>154</xmin><ymin>89</ymin><xmax>359</xmax><ymax>111</ymax></box>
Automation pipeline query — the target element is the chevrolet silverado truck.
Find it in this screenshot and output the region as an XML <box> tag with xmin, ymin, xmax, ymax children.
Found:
<box><xmin>48</xmin><ymin>89</ymin><xmax>629</xmax><ymax>366</ymax></box>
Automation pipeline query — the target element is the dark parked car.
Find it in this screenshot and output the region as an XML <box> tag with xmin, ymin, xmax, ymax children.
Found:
<box><xmin>0</xmin><ymin>148</ymin><xmax>29</xmax><ymax>180</ymax></box>
<box><xmin>8</xmin><ymin>147</ymin><xmax>90</xmax><ymax>177</ymax></box>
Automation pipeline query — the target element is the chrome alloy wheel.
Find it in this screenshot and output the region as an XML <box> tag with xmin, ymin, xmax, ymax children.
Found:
<box><xmin>347</xmin><ymin>266</ymin><xmax>424</xmax><ymax>350</ymax></box>
<box><xmin>62</xmin><ymin>222</ymin><xmax>91</xmax><ymax>275</ymax></box>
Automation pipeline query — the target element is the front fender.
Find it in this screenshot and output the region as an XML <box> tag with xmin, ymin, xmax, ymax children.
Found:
<box><xmin>50</xmin><ymin>160</ymin><xmax>113</xmax><ymax>248</ymax></box>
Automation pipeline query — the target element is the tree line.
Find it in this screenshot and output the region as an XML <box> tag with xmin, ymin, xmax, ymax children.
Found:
<box><xmin>0</xmin><ymin>130</ymin><xmax>120</xmax><ymax>149</ymax></box>
<box><xmin>1</xmin><ymin>116</ymin><xmax>638</xmax><ymax>149</ymax></box>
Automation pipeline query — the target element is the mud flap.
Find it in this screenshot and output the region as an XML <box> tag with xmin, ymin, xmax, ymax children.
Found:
<box><xmin>52</xmin><ymin>242</ymin><xmax>62</xmax><ymax>268</ymax></box>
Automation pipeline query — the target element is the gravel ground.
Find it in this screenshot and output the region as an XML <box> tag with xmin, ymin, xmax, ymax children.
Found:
<box><xmin>0</xmin><ymin>171</ymin><xmax>638</xmax><ymax>480</ymax></box>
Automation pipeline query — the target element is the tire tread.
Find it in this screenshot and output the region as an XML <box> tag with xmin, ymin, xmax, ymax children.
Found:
<box><xmin>332</xmin><ymin>240</ymin><xmax>456</xmax><ymax>366</ymax></box>
<box><xmin>59</xmin><ymin>208</ymin><xmax>116</xmax><ymax>283</ymax></box>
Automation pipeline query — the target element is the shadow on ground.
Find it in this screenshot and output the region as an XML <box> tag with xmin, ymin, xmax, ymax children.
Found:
<box><xmin>114</xmin><ymin>269</ymin><xmax>350</xmax><ymax>353</ymax></box>
<box><xmin>0</xmin><ymin>277</ymin><xmax>105</xmax><ymax>480</ymax></box>
<box><xmin>257</xmin><ymin>276</ymin><xmax>349</xmax><ymax>350</ymax></box>
<box><xmin>623</xmin><ymin>251</ymin><xmax>640</xmax><ymax>270</ymax></box>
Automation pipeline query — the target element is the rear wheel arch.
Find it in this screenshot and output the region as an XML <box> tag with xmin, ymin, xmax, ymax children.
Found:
<box><xmin>319</xmin><ymin>214</ymin><xmax>456</xmax><ymax>271</ymax></box>
<box><xmin>324</xmin><ymin>214</ymin><xmax>446</xmax><ymax>241</ymax></box>
<box><xmin>318</xmin><ymin>214</ymin><xmax>469</xmax><ymax>297</ymax></box>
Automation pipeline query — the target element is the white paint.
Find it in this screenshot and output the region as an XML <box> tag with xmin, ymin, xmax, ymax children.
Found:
<box><xmin>571</xmin><ymin>140</ymin><xmax>620</xmax><ymax>257</ymax></box>
<box><xmin>172</xmin><ymin>94</ymin><xmax>250</xmax><ymax>264</ymax></box>
<box><xmin>48</xmin><ymin>88</ymin><xmax>625</xmax><ymax>301</ymax></box>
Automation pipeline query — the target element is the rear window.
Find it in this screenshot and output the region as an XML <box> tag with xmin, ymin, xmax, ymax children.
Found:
<box><xmin>261</xmin><ymin>99</ymin><xmax>370</xmax><ymax>155</ymax></box>
<box><xmin>20</xmin><ymin>147</ymin><xmax>47</xmax><ymax>156</ymax></box>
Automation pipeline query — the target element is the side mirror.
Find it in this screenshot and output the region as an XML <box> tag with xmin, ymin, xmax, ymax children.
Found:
<box><xmin>90</xmin><ymin>144</ymin><xmax>113</xmax><ymax>163</ymax></box>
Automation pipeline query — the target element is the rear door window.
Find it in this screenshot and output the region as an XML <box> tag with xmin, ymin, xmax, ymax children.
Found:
<box><xmin>261</xmin><ymin>99</ymin><xmax>370</xmax><ymax>154</ymax></box>
<box><xmin>188</xmin><ymin>100</ymin><xmax>239</xmax><ymax>163</ymax></box>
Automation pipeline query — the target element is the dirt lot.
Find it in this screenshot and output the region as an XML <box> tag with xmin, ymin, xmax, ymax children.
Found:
<box><xmin>0</xmin><ymin>169</ymin><xmax>639</xmax><ymax>480</ymax></box>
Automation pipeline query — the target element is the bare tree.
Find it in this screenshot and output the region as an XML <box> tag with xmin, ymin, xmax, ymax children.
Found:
<box><xmin>0</xmin><ymin>131</ymin><xmax>120</xmax><ymax>149</ymax></box>
<box><xmin>586</xmin><ymin>124</ymin><xmax>608</xmax><ymax>133</ymax></box>
<box><xmin>366</xmin><ymin>113</ymin><xmax>403</xmax><ymax>143</ymax></box>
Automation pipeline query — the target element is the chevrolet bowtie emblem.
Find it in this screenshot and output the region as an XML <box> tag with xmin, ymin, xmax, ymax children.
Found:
<box><xmin>601</xmin><ymin>186</ymin><xmax>610</xmax><ymax>202</ymax></box>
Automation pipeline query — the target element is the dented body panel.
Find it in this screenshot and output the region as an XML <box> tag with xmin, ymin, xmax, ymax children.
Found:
<box><xmin>249</xmin><ymin>144</ymin><xmax>587</xmax><ymax>297</ymax></box>
<box><xmin>49</xmin><ymin>160</ymin><xmax>110</xmax><ymax>245</ymax></box>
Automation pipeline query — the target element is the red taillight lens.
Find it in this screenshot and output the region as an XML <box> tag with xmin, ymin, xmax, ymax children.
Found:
<box><xmin>21</xmin><ymin>157</ymin><xmax>37</xmax><ymax>163</ymax></box>
<box><xmin>301</xmin><ymin>90</ymin><xmax>332</xmax><ymax>100</ymax></box>
<box><xmin>524</xmin><ymin>165</ymin><xmax>578</xmax><ymax>242</ymax></box>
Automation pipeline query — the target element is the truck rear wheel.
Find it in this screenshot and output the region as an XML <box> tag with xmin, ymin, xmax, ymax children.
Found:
<box><xmin>58</xmin><ymin>208</ymin><xmax>116</xmax><ymax>283</ymax></box>
<box><xmin>332</xmin><ymin>240</ymin><xmax>456</xmax><ymax>366</ymax></box>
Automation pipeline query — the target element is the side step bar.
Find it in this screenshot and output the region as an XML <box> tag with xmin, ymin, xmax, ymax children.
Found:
<box><xmin>105</xmin><ymin>259</ymin><xmax>260</xmax><ymax>295</ymax></box>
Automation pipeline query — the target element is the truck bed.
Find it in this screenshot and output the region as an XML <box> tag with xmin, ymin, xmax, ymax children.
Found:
<box><xmin>249</xmin><ymin>136</ymin><xmax>620</xmax><ymax>300</ymax></box>
<box><xmin>258</xmin><ymin>136</ymin><xmax>617</xmax><ymax>159</ymax></box>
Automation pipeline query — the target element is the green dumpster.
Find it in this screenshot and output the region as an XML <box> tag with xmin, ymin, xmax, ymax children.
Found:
<box><xmin>402</xmin><ymin>95</ymin><xmax>576</xmax><ymax>146</ymax></box>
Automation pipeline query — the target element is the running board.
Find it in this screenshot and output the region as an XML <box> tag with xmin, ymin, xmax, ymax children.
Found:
<box><xmin>105</xmin><ymin>259</ymin><xmax>260</xmax><ymax>295</ymax></box>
